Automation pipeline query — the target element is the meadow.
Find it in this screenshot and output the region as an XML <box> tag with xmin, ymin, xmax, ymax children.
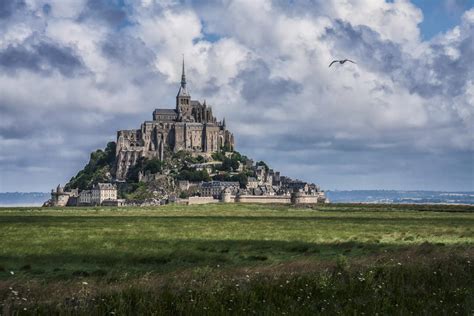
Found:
<box><xmin>0</xmin><ymin>203</ymin><xmax>473</xmax><ymax>315</ymax></box>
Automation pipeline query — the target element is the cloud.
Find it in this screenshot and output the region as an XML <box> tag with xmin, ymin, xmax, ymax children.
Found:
<box><xmin>236</xmin><ymin>59</ymin><xmax>303</xmax><ymax>103</ymax></box>
<box><xmin>78</xmin><ymin>0</ymin><xmax>128</xmax><ymax>27</ymax></box>
<box><xmin>0</xmin><ymin>0</ymin><xmax>26</xmax><ymax>19</ymax></box>
<box><xmin>0</xmin><ymin>40</ymin><xmax>86</xmax><ymax>76</ymax></box>
<box><xmin>0</xmin><ymin>1</ymin><xmax>472</xmax><ymax>192</ymax></box>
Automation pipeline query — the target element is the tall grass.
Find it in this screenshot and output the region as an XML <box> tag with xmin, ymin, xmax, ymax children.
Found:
<box><xmin>0</xmin><ymin>203</ymin><xmax>473</xmax><ymax>314</ymax></box>
<box><xmin>2</xmin><ymin>248</ymin><xmax>472</xmax><ymax>315</ymax></box>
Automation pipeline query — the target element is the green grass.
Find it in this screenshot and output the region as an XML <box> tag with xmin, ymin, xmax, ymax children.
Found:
<box><xmin>0</xmin><ymin>203</ymin><xmax>473</xmax><ymax>314</ymax></box>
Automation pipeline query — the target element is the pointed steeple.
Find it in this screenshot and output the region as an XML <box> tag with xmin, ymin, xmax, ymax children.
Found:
<box><xmin>222</xmin><ymin>117</ymin><xmax>226</xmax><ymax>128</ymax></box>
<box><xmin>176</xmin><ymin>55</ymin><xmax>191</xmax><ymax>114</ymax></box>
<box><xmin>177</xmin><ymin>55</ymin><xmax>189</xmax><ymax>97</ymax></box>
<box><xmin>181</xmin><ymin>55</ymin><xmax>186</xmax><ymax>90</ymax></box>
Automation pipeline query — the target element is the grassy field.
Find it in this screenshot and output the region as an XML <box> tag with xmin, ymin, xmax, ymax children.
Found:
<box><xmin>0</xmin><ymin>203</ymin><xmax>473</xmax><ymax>314</ymax></box>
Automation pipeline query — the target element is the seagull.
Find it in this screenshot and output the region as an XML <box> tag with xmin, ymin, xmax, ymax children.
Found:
<box><xmin>329</xmin><ymin>59</ymin><xmax>356</xmax><ymax>67</ymax></box>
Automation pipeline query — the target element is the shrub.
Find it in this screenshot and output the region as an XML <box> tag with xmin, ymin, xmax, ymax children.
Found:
<box><xmin>177</xmin><ymin>169</ymin><xmax>211</xmax><ymax>182</ymax></box>
<box><xmin>66</xmin><ymin>142</ymin><xmax>116</xmax><ymax>190</ymax></box>
<box><xmin>144</xmin><ymin>158</ymin><xmax>162</xmax><ymax>174</ymax></box>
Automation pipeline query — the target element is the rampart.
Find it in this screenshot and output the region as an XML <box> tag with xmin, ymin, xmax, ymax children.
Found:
<box><xmin>234</xmin><ymin>195</ymin><xmax>291</xmax><ymax>204</ymax></box>
<box><xmin>188</xmin><ymin>196</ymin><xmax>220</xmax><ymax>205</ymax></box>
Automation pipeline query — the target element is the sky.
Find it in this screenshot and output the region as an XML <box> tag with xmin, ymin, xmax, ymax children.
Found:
<box><xmin>0</xmin><ymin>0</ymin><xmax>473</xmax><ymax>192</ymax></box>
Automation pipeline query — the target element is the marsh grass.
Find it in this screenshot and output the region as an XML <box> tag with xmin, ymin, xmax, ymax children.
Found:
<box><xmin>0</xmin><ymin>203</ymin><xmax>473</xmax><ymax>314</ymax></box>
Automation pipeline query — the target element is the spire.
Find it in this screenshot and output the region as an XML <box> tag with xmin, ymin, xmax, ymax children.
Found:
<box><xmin>222</xmin><ymin>117</ymin><xmax>226</xmax><ymax>128</ymax></box>
<box><xmin>177</xmin><ymin>55</ymin><xmax>189</xmax><ymax>98</ymax></box>
<box><xmin>181</xmin><ymin>55</ymin><xmax>186</xmax><ymax>89</ymax></box>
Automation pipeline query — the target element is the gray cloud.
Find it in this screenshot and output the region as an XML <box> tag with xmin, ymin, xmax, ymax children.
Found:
<box><xmin>78</xmin><ymin>0</ymin><xmax>128</xmax><ymax>27</ymax></box>
<box><xmin>324</xmin><ymin>18</ymin><xmax>473</xmax><ymax>99</ymax></box>
<box><xmin>236</xmin><ymin>59</ymin><xmax>302</xmax><ymax>103</ymax></box>
<box><xmin>101</xmin><ymin>34</ymin><xmax>154</xmax><ymax>67</ymax></box>
<box><xmin>0</xmin><ymin>41</ymin><xmax>86</xmax><ymax>76</ymax></box>
<box><xmin>402</xmin><ymin>36</ymin><xmax>473</xmax><ymax>99</ymax></box>
<box><xmin>323</xmin><ymin>21</ymin><xmax>404</xmax><ymax>74</ymax></box>
<box><xmin>0</xmin><ymin>0</ymin><xmax>25</xmax><ymax>19</ymax></box>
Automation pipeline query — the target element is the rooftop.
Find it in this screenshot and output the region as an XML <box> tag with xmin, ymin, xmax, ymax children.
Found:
<box><xmin>153</xmin><ymin>109</ymin><xmax>177</xmax><ymax>114</ymax></box>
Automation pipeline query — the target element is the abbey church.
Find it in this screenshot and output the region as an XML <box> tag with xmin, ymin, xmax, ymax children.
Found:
<box><xmin>115</xmin><ymin>60</ymin><xmax>235</xmax><ymax>180</ymax></box>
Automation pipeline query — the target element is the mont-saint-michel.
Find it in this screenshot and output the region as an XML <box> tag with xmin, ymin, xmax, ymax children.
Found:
<box><xmin>1</xmin><ymin>1</ymin><xmax>473</xmax><ymax>314</ymax></box>
<box><xmin>45</xmin><ymin>61</ymin><xmax>327</xmax><ymax>207</ymax></box>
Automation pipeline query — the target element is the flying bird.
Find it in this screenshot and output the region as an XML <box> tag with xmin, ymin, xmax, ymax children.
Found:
<box><xmin>329</xmin><ymin>59</ymin><xmax>356</xmax><ymax>67</ymax></box>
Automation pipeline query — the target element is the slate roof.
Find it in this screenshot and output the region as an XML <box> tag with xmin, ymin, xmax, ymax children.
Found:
<box><xmin>153</xmin><ymin>109</ymin><xmax>177</xmax><ymax>114</ymax></box>
<box><xmin>95</xmin><ymin>183</ymin><xmax>116</xmax><ymax>190</ymax></box>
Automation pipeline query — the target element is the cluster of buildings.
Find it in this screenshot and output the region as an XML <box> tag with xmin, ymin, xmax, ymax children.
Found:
<box><xmin>45</xmin><ymin>183</ymin><xmax>124</xmax><ymax>207</ymax></box>
<box><xmin>182</xmin><ymin>161</ymin><xmax>327</xmax><ymax>205</ymax></box>
<box><xmin>46</xmin><ymin>60</ymin><xmax>327</xmax><ymax>207</ymax></box>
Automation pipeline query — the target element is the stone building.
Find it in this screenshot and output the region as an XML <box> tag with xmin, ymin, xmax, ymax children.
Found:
<box><xmin>48</xmin><ymin>185</ymin><xmax>78</xmax><ymax>207</ymax></box>
<box><xmin>201</xmin><ymin>181</ymin><xmax>240</xmax><ymax>198</ymax></box>
<box><xmin>78</xmin><ymin>190</ymin><xmax>92</xmax><ymax>205</ymax></box>
<box><xmin>115</xmin><ymin>59</ymin><xmax>235</xmax><ymax>180</ymax></box>
<box><xmin>78</xmin><ymin>183</ymin><xmax>117</xmax><ymax>206</ymax></box>
<box><xmin>93</xmin><ymin>183</ymin><xmax>117</xmax><ymax>205</ymax></box>
<box><xmin>247</xmin><ymin>177</ymin><xmax>258</xmax><ymax>189</ymax></box>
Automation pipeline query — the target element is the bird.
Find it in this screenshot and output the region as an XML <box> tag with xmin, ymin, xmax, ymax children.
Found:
<box><xmin>329</xmin><ymin>59</ymin><xmax>356</xmax><ymax>67</ymax></box>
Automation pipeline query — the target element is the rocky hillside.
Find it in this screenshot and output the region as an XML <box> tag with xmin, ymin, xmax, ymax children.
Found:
<box><xmin>65</xmin><ymin>142</ymin><xmax>257</xmax><ymax>201</ymax></box>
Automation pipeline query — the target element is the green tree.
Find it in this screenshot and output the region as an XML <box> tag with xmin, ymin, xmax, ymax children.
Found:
<box><xmin>211</xmin><ymin>151</ymin><xmax>225</xmax><ymax>162</ymax></box>
<box><xmin>177</xmin><ymin>169</ymin><xmax>211</xmax><ymax>182</ymax></box>
<box><xmin>221</xmin><ymin>157</ymin><xmax>240</xmax><ymax>172</ymax></box>
<box><xmin>212</xmin><ymin>173</ymin><xmax>232</xmax><ymax>181</ymax></box>
<box><xmin>221</xmin><ymin>143</ymin><xmax>232</xmax><ymax>152</ymax></box>
<box><xmin>66</xmin><ymin>142</ymin><xmax>117</xmax><ymax>190</ymax></box>
<box><xmin>144</xmin><ymin>158</ymin><xmax>162</xmax><ymax>174</ymax></box>
<box><xmin>231</xmin><ymin>172</ymin><xmax>248</xmax><ymax>188</ymax></box>
<box><xmin>256</xmin><ymin>160</ymin><xmax>269</xmax><ymax>172</ymax></box>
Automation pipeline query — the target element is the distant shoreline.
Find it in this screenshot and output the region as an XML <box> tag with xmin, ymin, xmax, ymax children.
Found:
<box><xmin>1</xmin><ymin>190</ymin><xmax>473</xmax><ymax>207</ymax></box>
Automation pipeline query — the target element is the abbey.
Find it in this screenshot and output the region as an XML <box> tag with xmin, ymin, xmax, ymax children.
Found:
<box><xmin>115</xmin><ymin>60</ymin><xmax>235</xmax><ymax>180</ymax></box>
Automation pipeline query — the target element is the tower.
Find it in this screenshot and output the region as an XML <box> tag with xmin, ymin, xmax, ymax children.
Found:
<box><xmin>176</xmin><ymin>56</ymin><xmax>191</xmax><ymax>120</ymax></box>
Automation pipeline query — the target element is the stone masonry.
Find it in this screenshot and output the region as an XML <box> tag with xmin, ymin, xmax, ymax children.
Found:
<box><xmin>115</xmin><ymin>59</ymin><xmax>234</xmax><ymax>180</ymax></box>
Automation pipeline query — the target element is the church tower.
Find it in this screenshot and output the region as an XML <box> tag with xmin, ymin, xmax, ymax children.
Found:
<box><xmin>176</xmin><ymin>57</ymin><xmax>192</xmax><ymax>120</ymax></box>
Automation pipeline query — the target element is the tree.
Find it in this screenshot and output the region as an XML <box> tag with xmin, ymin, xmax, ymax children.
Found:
<box><xmin>220</xmin><ymin>157</ymin><xmax>240</xmax><ymax>172</ymax></box>
<box><xmin>126</xmin><ymin>157</ymin><xmax>146</xmax><ymax>183</ymax></box>
<box><xmin>221</xmin><ymin>158</ymin><xmax>233</xmax><ymax>172</ymax></box>
<box><xmin>212</xmin><ymin>151</ymin><xmax>225</xmax><ymax>162</ymax></box>
<box><xmin>144</xmin><ymin>158</ymin><xmax>162</xmax><ymax>174</ymax></box>
<box><xmin>231</xmin><ymin>173</ymin><xmax>248</xmax><ymax>188</ymax></box>
<box><xmin>177</xmin><ymin>169</ymin><xmax>211</xmax><ymax>182</ymax></box>
<box><xmin>221</xmin><ymin>143</ymin><xmax>232</xmax><ymax>152</ymax></box>
<box><xmin>256</xmin><ymin>160</ymin><xmax>269</xmax><ymax>172</ymax></box>
<box><xmin>66</xmin><ymin>142</ymin><xmax>117</xmax><ymax>190</ymax></box>
<box><xmin>231</xmin><ymin>159</ymin><xmax>239</xmax><ymax>171</ymax></box>
<box><xmin>213</xmin><ymin>173</ymin><xmax>232</xmax><ymax>181</ymax></box>
<box><xmin>104</xmin><ymin>142</ymin><xmax>116</xmax><ymax>165</ymax></box>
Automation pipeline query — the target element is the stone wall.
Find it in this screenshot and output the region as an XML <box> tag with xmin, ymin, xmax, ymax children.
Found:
<box><xmin>291</xmin><ymin>193</ymin><xmax>319</xmax><ymax>204</ymax></box>
<box><xmin>235</xmin><ymin>195</ymin><xmax>291</xmax><ymax>204</ymax></box>
<box><xmin>53</xmin><ymin>193</ymin><xmax>70</xmax><ymax>206</ymax></box>
<box><xmin>188</xmin><ymin>196</ymin><xmax>220</xmax><ymax>205</ymax></box>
